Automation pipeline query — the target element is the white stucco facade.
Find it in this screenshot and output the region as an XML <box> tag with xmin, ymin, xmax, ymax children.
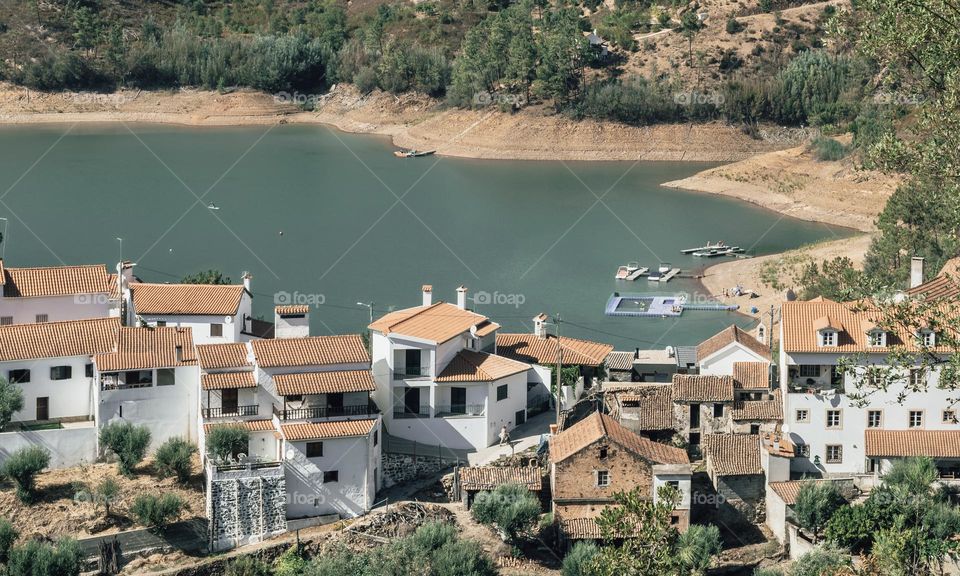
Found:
<box><xmin>98</xmin><ymin>364</ymin><xmax>200</xmax><ymax>446</ymax></box>
<box><xmin>2</xmin><ymin>355</ymin><xmax>97</xmax><ymax>422</ymax></box>
<box><xmin>0</xmin><ymin>293</ymin><xmax>115</xmax><ymax>325</ymax></box>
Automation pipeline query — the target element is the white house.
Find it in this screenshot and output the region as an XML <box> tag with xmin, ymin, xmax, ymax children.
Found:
<box><xmin>696</xmin><ymin>325</ymin><xmax>771</xmax><ymax>377</ymax></box>
<box><xmin>369</xmin><ymin>285</ymin><xmax>540</xmax><ymax>451</ymax></box>
<box><xmin>0</xmin><ymin>261</ymin><xmax>117</xmax><ymax>325</ymax></box>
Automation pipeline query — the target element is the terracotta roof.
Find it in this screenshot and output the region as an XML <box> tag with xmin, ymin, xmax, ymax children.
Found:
<box><xmin>1</xmin><ymin>263</ymin><xmax>112</xmax><ymax>297</ymax></box>
<box><xmin>907</xmin><ymin>260</ymin><xmax>960</xmax><ymax>301</ymax></box>
<box><xmin>551</xmin><ymin>412</ymin><xmax>688</xmax><ymax>464</ymax></box>
<box><xmin>368</xmin><ymin>302</ymin><xmax>489</xmax><ymax>343</ymax></box>
<box><xmin>0</xmin><ymin>317</ymin><xmax>119</xmax><ymax>361</ymax></box>
<box><xmin>203</xmin><ymin>419</ymin><xmax>276</xmax><ymax>433</ymax></box>
<box><xmin>130</xmin><ymin>282</ymin><xmax>245</xmax><ymax>316</ymax></box>
<box><xmin>202</xmin><ymin>371</ymin><xmax>256</xmax><ymax>390</ymax></box>
<box><xmin>474</xmin><ymin>320</ymin><xmax>501</xmax><ymax>338</ymax></box>
<box><xmin>496</xmin><ymin>333</ymin><xmax>613</xmax><ymax>367</ymax></box>
<box><xmin>865</xmin><ymin>429</ymin><xmax>960</xmax><ymax>458</ymax></box>
<box><xmin>606</xmin><ymin>351</ymin><xmax>634</xmax><ymax>371</ymax></box>
<box><xmin>671</xmin><ymin>375</ymin><xmax>734</xmax><ymax>402</ymax></box>
<box><xmin>458</xmin><ymin>466</ymin><xmax>542</xmax><ymax>491</ymax></box>
<box><xmin>251</xmin><ymin>334</ymin><xmax>369</xmax><ymax>368</ymax></box>
<box><xmin>696</xmin><ymin>325</ymin><xmax>770</xmax><ymax>362</ymax></box>
<box><xmin>275</xmin><ymin>305</ymin><xmax>309</xmax><ymax>315</ymax></box>
<box><xmin>435</xmin><ymin>350</ymin><xmax>530</xmax><ymax>382</ymax></box>
<box><xmin>281</xmin><ymin>418</ymin><xmax>378</xmax><ymax>441</ymax></box>
<box><xmin>768</xmin><ymin>480</ymin><xmax>833</xmax><ymax>506</ymax></box>
<box><xmin>556</xmin><ymin>504</ymin><xmax>634</xmax><ymax>540</ymax></box>
<box><xmin>618</xmin><ymin>385</ymin><xmax>674</xmax><ymax>430</ymax></box>
<box><xmin>733</xmin><ymin>362</ymin><xmax>769</xmax><ymax>389</ymax></box>
<box><xmin>730</xmin><ymin>390</ymin><xmax>783</xmax><ymax>421</ymax></box>
<box><xmin>95</xmin><ymin>326</ymin><xmax>197</xmax><ymax>371</ymax></box>
<box><xmin>196</xmin><ymin>343</ymin><xmax>251</xmax><ymax>370</ymax></box>
<box><xmin>704</xmin><ymin>434</ymin><xmax>762</xmax><ymax>476</ymax></box>
<box><xmin>273</xmin><ymin>370</ymin><xmax>376</xmax><ymax>395</ymax></box>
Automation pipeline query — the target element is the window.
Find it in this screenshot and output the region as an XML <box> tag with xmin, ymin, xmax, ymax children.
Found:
<box><xmin>826</xmin><ymin>410</ymin><xmax>842</xmax><ymax>428</ymax></box>
<box><xmin>35</xmin><ymin>314</ymin><xmax>48</xmax><ymax>323</ymax></box>
<box><xmin>210</xmin><ymin>323</ymin><xmax>223</xmax><ymax>337</ymax></box>
<box><xmin>598</xmin><ymin>446</ymin><xmax>608</xmax><ymax>459</ymax></box>
<box><xmin>156</xmin><ymin>321</ymin><xmax>167</xmax><ymax>327</ymax></box>
<box><xmin>944</xmin><ymin>410</ymin><xmax>957</xmax><ymax>424</ymax></box>
<box><xmin>796</xmin><ymin>444</ymin><xmax>811</xmax><ymax>458</ymax></box>
<box><xmin>867</xmin><ymin>458</ymin><xmax>880</xmax><ymax>474</ymax></box>
<box><xmin>596</xmin><ymin>470</ymin><xmax>610</xmax><ymax>487</ymax></box>
<box><xmin>286</xmin><ymin>394</ymin><xmax>303</xmax><ymax>402</ymax></box>
<box><xmin>85</xmin><ymin>363</ymin><xmax>94</xmax><ymax>378</ymax></box>
<box><xmin>920</xmin><ymin>330</ymin><xmax>936</xmax><ymax>347</ymax></box>
<box><xmin>819</xmin><ymin>331</ymin><xmax>837</xmax><ymax>347</ymax></box>
<box><xmin>124</xmin><ymin>370</ymin><xmax>152</xmax><ymax>385</ymax></box>
<box><xmin>750</xmin><ymin>424</ymin><xmax>761</xmax><ymax>435</ymax></box>
<box><xmin>50</xmin><ymin>366</ymin><xmax>72</xmax><ymax>380</ymax></box>
<box><xmin>323</xmin><ymin>470</ymin><xmax>339</xmax><ymax>483</ymax></box>
<box><xmin>799</xmin><ymin>365</ymin><xmax>821</xmax><ymax>378</ymax></box>
<box><xmin>909</xmin><ymin>410</ymin><xmax>924</xmax><ymax>428</ymax></box>
<box><xmin>373</xmin><ymin>430</ymin><xmax>379</xmax><ymax>446</ymax></box>
<box><xmin>670</xmin><ymin>515</ymin><xmax>680</xmax><ymax>525</ymax></box>
<box><xmin>867</xmin><ymin>410</ymin><xmax>882</xmax><ymax>428</ymax></box>
<box><xmin>496</xmin><ymin>384</ymin><xmax>508</xmax><ymax>401</ymax></box>
<box><xmin>713</xmin><ymin>403</ymin><xmax>724</xmax><ymax>418</ymax></box>
<box><xmin>867</xmin><ymin>330</ymin><xmax>885</xmax><ymax>347</ymax></box>
<box><xmin>910</xmin><ymin>368</ymin><xmax>926</xmax><ymax>387</ymax></box>
<box><xmin>8</xmin><ymin>369</ymin><xmax>30</xmax><ymax>384</ymax></box>
<box><xmin>157</xmin><ymin>368</ymin><xmax>175</xmax><ymax>386</ymax></box>
<box><xmin>0</xmin><ymin>316</ymin><xmax>12</xmax><ymax>326</ymax></box>
<box><xmin>826</xmin><ymin>445</ymin><xmax>843</xmax><ymax>463</ymax></box>
<box><xmin>795</xmin><ymin>409</ymin><xmax>809</xmax><ymax>423</ymax></box>
<box><xmin>306</xmin><ymin>442</ymin><xmax>324</xmax><ymax>458</ymax></box>
<box><xmin>667</xmin><ymin>480</ymin><xmax>680</xmax><ymax>490</ymax></box>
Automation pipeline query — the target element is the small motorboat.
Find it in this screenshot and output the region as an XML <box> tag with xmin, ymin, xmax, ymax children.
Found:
<box><xmin>615</xmin><ymin>266</ymin><xmax>630</xmax><ymax>280</ymax></box>
<box><xmin>681</xmin><ymin>241</ymin><xmax>727</xmax><ymax>254</ymax></box>
<box><xmin>648</xmin><ymin>272</ymin><xmax>662</xmax><ymax>281</ymax></box>
<box><xmin>394</xmin><ymin>149</ymin><xmax>436</xmax><ymax>158</ymax></box>
<box><xmin>658</xmin><ymin>262</ymin><xmax>671</xmax><ymax>274</ymax></box>
<box><xmin>207</xmin><ymin>203</ymin><xmax>221</xmax><ymax>210</ymax></box>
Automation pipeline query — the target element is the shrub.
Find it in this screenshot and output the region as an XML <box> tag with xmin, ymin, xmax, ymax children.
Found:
<box><xmin>752</xmin><ymin>569</ymin><xmax>783</xmax><ymax>576</ymax></box>
<box><xmin>225</xmin><ymin>555</ymin><xmax>273</xmax><ymax>576</ymax></box>
<box><xmin>131</xmin><ymin>493</ymin><xmax>184</xmax><ymax>530</ymax></box>
<box><xmin>562</xmin><ymin>541</ymin><xmax>598</xmax><ymax>576</ymax></box>
<box><xmin>471</xmin><ymin>483</ymin><xmax>541</xmax><ymax>541</ymax></box>
<box><xmin>100</xmin><ymin>421</ymin><xmax>152</xmax><ymax>476</ymax></box>
<box><xmin>794</xmin><ymin>482</ymin><xmax>845</xmax><ymax>542</ymax></box>
<box><xmin>789</xmin><ymin>543</ymin><xmax>851</xmax><ymax>576</ymax></box>
<box><xmin>94</xmin><ymin>477</ymin><xmax>121</xmax><ymax>517</ymax></box>
<box><xmin>154</xmin><ymin>437</ymin><xmax>197</xmax><ymax>483</ymax></box>
<box><xmin>1</xmin><ymin>445</ymin><xmax>51</xmax><ymax>503</ymax></box>
<box><xmin>812</xmin><ymin>137</ymin><xmax>849</xmax><ymax>161</ymax></box>
<box><xmin>0</xmin><ymin>517</ymin><xmax>17</xmax><ymax>564</ymax></box>
<box><xmin>430</xmin><ymin>538</ymin><xmax>497</xmax><ymax>576</ymax></box>
<box><xmin>273</xmin><ymin>545</ymin><xmax>307</xmax><ymax>576</ymax></box>
<box><xmin>675</xmin><ymin>524</ymin><xmax>723</xmax><ymax>574</ymax></box>
<box><xmin>726</xmin><ymin>17</ymin><xmax>745</xmax><ymax>34</ymax></box>
<box><xmin>206</xmin><ymin>425</ymin><xmax>249</xmax><ymax>462</ymax></box>
<box><xmin>5</xmin><ymin>538</ymin><xmax>82</xmax><ymax>576</ymax></box>
<box><xmin>0</xmin><ymin>376</ymin><xmax>24</xmax><ymax>431</ymax></box>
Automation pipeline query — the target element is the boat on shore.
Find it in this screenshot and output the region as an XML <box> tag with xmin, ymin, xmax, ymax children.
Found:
<box><xmin>394</xmin><ymin>149</ymin><xmax>436</xmax><ymax>158</ymax></box>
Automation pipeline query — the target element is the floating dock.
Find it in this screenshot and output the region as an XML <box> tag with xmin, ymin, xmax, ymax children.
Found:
<box><xmin>658</xmin><ymin>268</ymin><xmax>681</xmax><ymax>282</ymax></box>
<box><xmin>625</xmin><ymin>267</ymin><xmax>649</xmax><ymax>281</ymax></box>
<box><xmin>605</xmin><ymin>292</ymin><xmax>739</xmax><ymax>317</ymax></box>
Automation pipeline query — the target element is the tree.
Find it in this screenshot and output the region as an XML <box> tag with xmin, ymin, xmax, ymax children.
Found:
<box><xmin>0</xmin><ymin>376</ymin><xmax>24</xmax><ymax>431</ymax></box>
<box><xmin>679</xmin><ymin>11</ymin><xmax>702</xmax><ymax>66</ymax></box>
<box><xmin>824</xmin><ymin>503</ymin><xmax>878</xmax><ymax>551</ymax></box>
<box><xmin>5</xmin><ymin>538</ymin><xmax>82</xmax><ymax>576</ymax></box>
<box><xmin>181</xmin><ymin>269</ymin><xmax>232</xmax><ymax>284</ymax></box>
<box><xmin>100</xmin><ymin>421</ymin><xmax>151</xmax><ymax>476</ymax></box>
<box><xmin>562</xmin><ymin>542</ymin><xmax>598</xmax><ymax>576</ymax></box>
<box><xmin>94</xmin><ymin>477</ymin><xmax>121</xmax><ymax>518</ymax></box>
<box><xmin>675</xmin><ymin>524</ymin><xmax>722</xmax><ymax>576</ymax></box>
<box><xmin>0</xmin><ymin>517</ymin><xmax>17</xmax><ymax>565</ymax></box>
<box><xmin>154</xmin><ymin>437</ymin><xmax>197</xmax><ymax>483</ymax></box>
<box><xmin>72</xmin><ymin>6</ymin><xmax>102</xmax><ymax>55</ymax></box>
<box><xmin>206</xmin><ymin>425</ymin><xmax>250</xmax><ymax>462</ymax></box>
<box><xmin>471</xmin><ymin>482</ymin><xmax>541</xmax><ymax>542</ymax></box>
<box><xmin>1</xmin><ymin>445</ymin><xmax>51</xmax><ymax>503</ymax></box>
<box><xmin>131</xmin><ymin>493</ymin><xmax>184</xmax><ymax>530</ymax></box>
<box><xmin>793</xmin><ymin>482</ymin><xmax>845</xmax><ymax>542</ymax></box>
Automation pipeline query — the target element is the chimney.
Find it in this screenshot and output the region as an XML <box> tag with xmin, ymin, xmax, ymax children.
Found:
<box><xmin>422</xmin><ymin>284</ymin><xmax>433</xmax><ymax>307</ymax></box>
<box><xmin>533</xmin><ymin>313</ymin><xmax>548</xmax><ymax>338</ymax></box>
<box><xmin>456</xmin><ymin>285</ymin><xmax>467</xmax><ymax>310</ymax></box>
<box><xmin>275</xmin><ymin>305</ymin><xmax>310</xmax><ymax>339</ymax></box>
<box><xmin>242</xmin><ymin>271</ymin><xmax>252</xmax><ymax>293</ymax></box>
<box><xmin>910</xmin><ymin>257</ymin><xmax>924</xmax><ymax>288</ymax></box>
<box><xmin>756</xmin><ymin>323</ymin><xmax>767</xmax><ymax>345</ymax></box>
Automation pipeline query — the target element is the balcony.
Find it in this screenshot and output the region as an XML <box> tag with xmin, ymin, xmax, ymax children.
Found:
<box><xmin>393</xmin><ymin>405</ymin><xmax>431</xmax><ymax>419</ymax></box>
<box><xmin>393</xmin><ymin>368</ymin><xmax>429</xmax><ymax>381</ymax></box>
<box><xmin>272</xmin><ymin>403</ymin><xmax>379</xmax><ymax>421</ymax></box>
<box><xmin>434</xmin><ymin>404</ymin><xmax>485</xmax><ymax>418</ymax></box>
<box><xmin>203</xmin><ymin>405</ymin><xmax>259</xmax><ymax>419</ymax></box>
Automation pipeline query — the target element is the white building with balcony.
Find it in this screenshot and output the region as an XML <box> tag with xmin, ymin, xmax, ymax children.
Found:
<box><xmin>369</xmin><ymin>285</ymin><xmax>537</xmax><ymax>451</ymax></box>
<box><xmin>0</xmin><ymin>261</ymin><xmax>118</xmax><ymax>325</ymax></box>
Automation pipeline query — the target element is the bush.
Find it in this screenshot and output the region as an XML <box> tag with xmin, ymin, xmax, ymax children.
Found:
<box><xmin>471</xmin><ymin>483</ymin><xmax>541</xmax><ymax>541</ymax></box>
<box><xmin>794</xmin><ymin>482</ymin><xmax>845</xmax><ymax>541</ymax></box>
<box><xmin>100</xmin><ymin>421</ymin><xmax>152</xmax><ymax>476</ymax></box>
<box><xmin>205</xmin><ymin>425</ymin><xmax>249</xmax><ymax>462</ymax></box>
<box><xmin>812</xmin><ymin>136</ymin><xmax>849</xmax><ymax>161</ymax></box>
<box><xmin>1</xmin><ymin>446</ymin><xmax>51</xmax><ymax>503</ymax></box>
<box><xmin>0</xmin><ymin>376</ymin><xmax>24</xmax><ymax>431</ymax></box>
<box><xmin>131</xmin><ymin>493</ymin><xmax>184</xmax><ymax>530</ymax></box>
<box><xmin>5</xmin><ymin>538</ymin><xmax>82</xmax><ymax>576</ymax></box>
<box><xmin>0</xmin><ymin>517</ymin><xmax>17</xmax><ymax>565</ymax></box>
<box><xmin>94</xmin><ymin>477</ymin><xmax>121</xmax><ymax>517</ymax></box>
<box><xmin>225</xmin><ymin>555</ymin><xmax>273</xmax><ymax>576</ymax></box>
<box><xmin>789</xmin><ymin>543</ymin><xmax>851</xmax><ymax>576</ymax></box>
<box><xmin>726</xmin><ymin>17</ymin><xmax>745</xmax><ymax>34</ymax></box>
<box><xmin>154</xmin><ymin>437</ymin><xmax>197</xmax><ymax>483</ymax></box>
<box><xmin>273</xmin><ymin>545</ymin><xmax>307</xmax><ymax>576</ymax></box>
<box><xmin>753</xmin><ymin>569</ymin><xmax>783</xmax><ymax>576</ymax></box>
<box><xmin>562</xmin><ymin>541</ymin><xmax>598</xmax><ymax>576</ymax></box>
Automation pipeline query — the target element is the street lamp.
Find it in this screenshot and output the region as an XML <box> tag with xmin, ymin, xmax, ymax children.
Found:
<box><xmin>357</xmin><ymin>301</ymin><xmax>374</xmax><ymax>325</ymax></box>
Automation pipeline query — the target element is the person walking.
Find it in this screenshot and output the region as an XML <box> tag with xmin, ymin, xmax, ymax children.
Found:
<box><xmin>499</xmin><ymin>425</ymin><xmax>510</xmax><ymax>446</ymax></box>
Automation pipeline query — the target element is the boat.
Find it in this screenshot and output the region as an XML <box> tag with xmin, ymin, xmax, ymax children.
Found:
<box><xmin>658</xmin><ymin>262</ymin><xmax>671</xmax><ymax>274</ymax></box>
<box><xmin>648</xmin><ymin>271</ymin><xmax>662</xmax><ymax>281</ymax></box>
<box><xmin>394</xmin><ymin>149</ymin><xmax>436</xmax><ymax>158</ymax></box>
<box><xmin>626</xmin><ymin>262</ymin><xmax>640</xmax><ymax>273</ymax></box>
<box><xmin>680</xmin><ymin>241</ymin><xmax>727</xmax><ymax>254</ymax></box>
<box><xmin>207</xmin><ymin>203</ymin><xmax>220</xmax><ymax>210</ymax></box>
<box><xmin>615</xmin><ymin>266</ymin><xmax>631</xmax><ymax>280</ymax></box>
<box><xmin>692</xmin><ymin>247</ymin><xmax>744</xmax><ymax>257</ymax></box>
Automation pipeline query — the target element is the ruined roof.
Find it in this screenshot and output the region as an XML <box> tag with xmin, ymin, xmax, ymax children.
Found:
<box><xmin>703</xmin><ymin>434</ymin><xmax>762</xmax><ymax>476</ymax></box>
<box><xmin>550</xmin><ymin>412</ymin><xmax>688</xmax><ymax>465</ymax></box>
<box><xmin>730</xmin><ymin>391</ymin><xmax>783</xmax><ymax>422</ymax></box>
<box><xmin>130</xmin><ymin>282</ymin><xmax>245</xmax><ymax>316</ymax></box>
<box><xmin>95</xmin><ymin>326</ymin><xmax>197</xmax><ymax>371</ymax></box>
<box><xmin>618</xmin><ymin>385</ymin><xmax>675</xmax><ymax>430</ymax></box>
<box><xmin>435</xmin><ymin>350</ymin><xmax>530</xmax><ymax>382</ymax></box>
<box><xmin>0</xmin><ymin>317</ymin><xmax>119</xmax><ymax>361</ymax></box>
<box><xmin>251</xmin><ymin>334</ymin><xmax>369</xmax><ymax>368</ymax></box>
<box><xmin>272</xmin><ymin>370</ymin><xmax>376</xmax><ymax>396</ymax></box>
<box><xmin>671</xmin><ymin>374</ymin><xmax>734</xmax><ymax>403</ymax></box>
<box><xmin>733</xmin><ymin>362</ymin><xmax>769</xmax><ymax>389</ymax></box>
<box><xmin>280</xmin><ymin>418</ymin><xmax>378</xmax><ymax>441</ymax></box>
<box><xmin>368</xmin><ymin>302</ymin><xmax>488</xmax><ymax>343</ymax></box>
<box><xmin>458</xmin><ymin>466</ymin><xmax>543</xmax><ymax>492</ymax></box>
<box><xmin>865</xmin><ymin>429</ymin><xmax>960</xmax><ymax>458</ymax></box>
<box><xmin>495</xmin><ymin>333</ymin><xmax>613</xmax><ymax>368</ymax></box>
<box><xmin>1</xmin><ymin>263</ymin><xmax>112</xmax><ymax>297</ymax></box>
<box><xmin>696</xmin><ymin>325</ymin><xmax>770</xmax><ymax>362</ymax></box>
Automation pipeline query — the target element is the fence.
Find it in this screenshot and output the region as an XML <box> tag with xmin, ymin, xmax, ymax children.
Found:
<box><xmin>382</xmin><ymin>433</ymin><xmax>469</xmax><ymax>463</ymax></box>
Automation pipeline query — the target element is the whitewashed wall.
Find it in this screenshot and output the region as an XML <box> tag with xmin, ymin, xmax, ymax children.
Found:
<box><xmin>0</xmin><ymin>293</ymin><xmax>113</xmax><ymax>325</ymax></box>
<box><xmin>0</xmin><ymin>425</ymin><xmax>98</xmax><ymax>469</ymax></box>
<box><xmin>2</xmin><ymin>356</ymin><xmax>95</xmax><ymax>421</ymax></box>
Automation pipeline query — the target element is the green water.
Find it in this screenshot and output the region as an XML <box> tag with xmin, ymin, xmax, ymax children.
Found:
<box><xmin>0</xmin><ymin>123</ymin><xmax>848</xmax><ymax>348</ymax></box>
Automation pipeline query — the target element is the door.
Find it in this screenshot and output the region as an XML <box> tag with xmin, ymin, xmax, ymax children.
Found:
<box><xmin>405</xmin><ymin>349</ymin><xmax>422</xmax><ymax>377</ymax></box>
<box><xmin>36</xmin><ymin>397</ymin><xmax>49</xmax><ymax>421</ymax></box>
<box><xmin>515</xmin><ymin>410</ymin><xmax>526</xmax><ymax>425</ymax></box>
<box><xmin>327</xmin><ymin>392</ymin><xmax>344</xmax><ymax>416</ymax></box>
<box><xmin>689</xmin><ymin>403</ymin><xmax>700</xmax><ymax>428</ymax></box>
<box><xmin>404</xmin><ymin>387</ymin><xmax>421</xmax><ymax>415</ymax></box>
<box><xmin>222</xmin><ymin>389</ymin><xmax>239</xmax><ymax>415</ymax></box>
<box><xmin>451</xmin><ymin>387</ymin><xmax>466</xmax><ymax>414</ymax></box>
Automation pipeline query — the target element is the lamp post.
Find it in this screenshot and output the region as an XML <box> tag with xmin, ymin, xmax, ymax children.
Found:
<box><xmin>356</xmin><ymin>301</ymin><xmax>374</xmax><ymax>325</ymax></box>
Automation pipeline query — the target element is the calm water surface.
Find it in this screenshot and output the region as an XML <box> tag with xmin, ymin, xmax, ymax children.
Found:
<box><xmin>0</xmin><ymin>123</ymin><xmax>848</xmax><ymax>348</ymax></box>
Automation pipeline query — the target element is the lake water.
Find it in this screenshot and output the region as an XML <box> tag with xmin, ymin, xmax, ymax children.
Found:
<box><xmin>0</xmin><ymin>123</ymin><xmax>847</xmax><ymax>349</ymax></box>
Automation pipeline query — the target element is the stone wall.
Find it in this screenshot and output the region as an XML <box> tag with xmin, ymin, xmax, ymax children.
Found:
<box><xmin>553</xmin><ymin>439</ymin><xmax>653</xmax><ymax>502</ymax></box>
<box><xmin>716</xmin><ymin>474</ymin><xmax>765</xmax><ymax>523</ymax></box>
<box><xmin>382</xmin><ymin>453</ymin><xmax>453</xmax><ymax>487</ymax></box>
<box><xmin>207</xmin><ymin>465</ymin><xmax>288</xmax><ymax>552</ymax></box>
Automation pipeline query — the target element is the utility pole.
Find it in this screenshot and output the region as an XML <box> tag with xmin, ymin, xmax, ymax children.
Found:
<box><xmin>767</xmin><ymin>304</ymin><xmax>776</xmax><ymax>389</ymax></box>
<box><xmin>555</xmin><ymin>314</ymin><xmax>563</xmax><ymax>424</ymax></box>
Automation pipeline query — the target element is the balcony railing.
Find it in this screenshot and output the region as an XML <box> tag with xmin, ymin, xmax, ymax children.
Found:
<box><xmin>101</xmin><ymin>379</ymin><xmax>153</xmax><ymax>391</ymax></box>
<box><xmin>203</xmin><ymin>405</ymin><xmax>259</xmax><ymax>418</ymax></box>
<box><xmin>273</xmin><ymin>403</ymin><xmax>379</xmax><ymax>420</ymax></box>
<box><xmin>393</xmin><ymin>405</ymin><xmax>431</xmax><ymax>419</ymax></box>
<box><xmin>434</xmin><ymin>404</ymin><xmax>485</xmax><ymax>417</ymax></box>
<box><xmin>393</xmin><ymin>368</ymin><xmax>427</xmax><ymax>380</ymax></box>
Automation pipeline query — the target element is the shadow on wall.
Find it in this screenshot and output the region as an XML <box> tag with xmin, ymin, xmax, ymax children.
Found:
<box><xmin>0</xmin><ymin>426</ymin><xmax>98</xmax><ymax>469</ymax></box>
